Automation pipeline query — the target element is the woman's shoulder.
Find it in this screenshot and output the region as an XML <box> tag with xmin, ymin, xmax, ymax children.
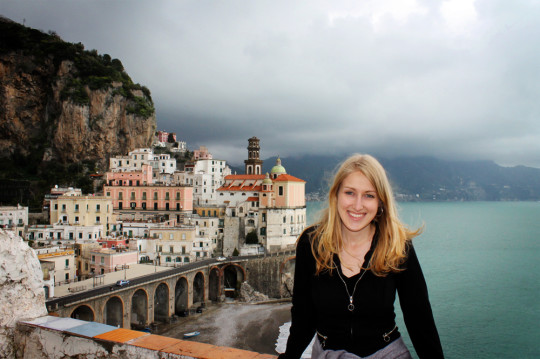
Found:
<box><xmin>297</xmin><ymin>225</ymin><xmax>317</xmax><ymax>245</ymax></box>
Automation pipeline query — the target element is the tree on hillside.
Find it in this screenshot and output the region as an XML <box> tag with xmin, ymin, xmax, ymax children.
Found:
<box><xmin>246</xmin><ymin>230</ymin><xmax>259</xmax><ymax>245</ymax></box>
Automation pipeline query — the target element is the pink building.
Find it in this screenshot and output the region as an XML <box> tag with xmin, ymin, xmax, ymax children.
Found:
<box><xmin>89</xmin><ymin>248</ymin><xmax>138</xmax><ymax>275</ymax></box>
<box><xmin>156</xmin><ymin>131</ymin><xmax>168</xmax><ymax>143</ymax></box>
<box><xmin>103</xmin><ymin>184</ymin><xmax>193</xmax><ymax>212</ymax></box>
<box><xmin>156</xmin><ymin>131</ymin><xmax>176</xmax><ymax>143</ymax></box>
<box><xmin>193</xmin><ymin>146</ymin><xmax>213</xmax><ymax>160</ymax></box>
<box><xmin>98</xmin><ymin>238</ymin><xmax>129</xmax><ymax>249</ymax></box>
<box><xmin>106</xmin><ymin>164</ymin><xmax>153</xmax><ymax>186</ymax></box>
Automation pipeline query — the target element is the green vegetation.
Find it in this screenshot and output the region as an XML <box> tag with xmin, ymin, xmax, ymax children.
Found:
<box><xmin>245</xmin><ymin>230</ymin><xmax>259</xmax><ymax>244</ymax></box>
<box><xmin>0</xmin><ymin>18</ymin><xmax>154</xmax><ymax>115</ymax></box>
<box><xmin>0</xmin><ymin>18</ymin><xmax>155</xmax><ymax>209</ymax></box>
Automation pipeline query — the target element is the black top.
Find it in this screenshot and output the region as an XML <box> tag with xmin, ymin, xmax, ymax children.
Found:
<box><xmin>279</xmin><ymin>226</ymin><xmax>444</xmax><ymax>359</ymax></box>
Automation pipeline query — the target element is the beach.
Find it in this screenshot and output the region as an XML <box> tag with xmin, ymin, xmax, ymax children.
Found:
<box><xmin>156</xmin><ymin>302</ymin><xmax>292</xmax><ymax>355</ymax></box>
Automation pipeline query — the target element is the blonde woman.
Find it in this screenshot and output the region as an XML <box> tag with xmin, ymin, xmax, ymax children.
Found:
<box><xmin>278</xmin><ymin>154</ymin><xmax>443</xmax><ymax>359</ymax></box>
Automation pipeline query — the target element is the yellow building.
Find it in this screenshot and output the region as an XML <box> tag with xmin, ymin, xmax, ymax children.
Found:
<box><xmin>148</xmin><ymin>226</ymin><xmax>202</xmax><ymax>263</ymax></box>
<box><xmin>50</xmin><ymin>195</ymin><xmax>117</xmax><ymax>236</ymax></box>
<box><xmin>37</xmin><ymin>249</ymin><xmax>76</xmax><ymax>285</ymax></box>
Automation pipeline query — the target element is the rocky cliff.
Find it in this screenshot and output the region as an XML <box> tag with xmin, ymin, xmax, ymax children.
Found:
<box><xmin>0</xmin><ymin>17</ymin><xmax>156</xmax><ymax>192</ymax></box>
<box><xmin>0</xmin><ymin>230</ymin><xmax>48</xmax><ymax>357</ymax></box>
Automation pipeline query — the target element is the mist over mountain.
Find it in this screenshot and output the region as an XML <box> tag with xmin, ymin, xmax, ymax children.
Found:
<box><xmin>258</xmin><ymin>155</ymin><xmax>540</xmax><ymax>201</ymax></box>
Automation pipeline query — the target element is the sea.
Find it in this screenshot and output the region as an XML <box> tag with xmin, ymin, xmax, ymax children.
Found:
<box><xmin>275</xmin><ymin>201</ymin><xmax>540</xmax><ymax>359</ymax></box>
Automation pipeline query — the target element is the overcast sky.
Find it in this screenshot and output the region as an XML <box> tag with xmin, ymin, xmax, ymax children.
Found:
<box><xmin>2</xmin><ymin>0</ymin><xmax>540</xmax><ymax>167</ymax></box>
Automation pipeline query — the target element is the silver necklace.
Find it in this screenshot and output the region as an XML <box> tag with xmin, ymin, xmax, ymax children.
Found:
<box><xmin>335</xmin><ymin>257</ymin><xmax>372</xmax><ymax>312</ymax></box>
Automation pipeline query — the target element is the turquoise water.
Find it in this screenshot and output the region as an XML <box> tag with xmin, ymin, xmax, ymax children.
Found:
<box><xmin>306</xmin><ymin>201</ymin><xmax>540</xmax><ymax>359</ymax></box>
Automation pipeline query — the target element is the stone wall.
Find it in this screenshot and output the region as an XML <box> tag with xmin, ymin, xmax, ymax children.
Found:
<box><xmin>244</xmin><ymin>254</ymin><xmax>296</xmax><ymax>299</ymax></box>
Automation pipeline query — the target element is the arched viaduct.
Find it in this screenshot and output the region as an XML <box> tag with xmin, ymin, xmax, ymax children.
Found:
<box><xmin>46</xmin><ymin>252</ymin><xmax>295</xmax><ymax>329</ymax></box>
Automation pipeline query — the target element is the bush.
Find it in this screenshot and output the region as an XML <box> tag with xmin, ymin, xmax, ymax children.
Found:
<box><xmin>246</xmin><ymin>230</ymin><xmax>259</xmax><ymax>244</ymax></box>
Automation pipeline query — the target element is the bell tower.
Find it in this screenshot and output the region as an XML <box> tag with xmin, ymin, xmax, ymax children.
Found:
<box><xmin>244</xmin><ymin>136</ymin><xmax>263</xmax><ymax>175</ymax></box>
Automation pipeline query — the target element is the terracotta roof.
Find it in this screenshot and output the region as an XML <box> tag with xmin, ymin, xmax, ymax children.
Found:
<box><xmin>247</xmin><ymin>197</ymin><xmax>259</xmax><ymax>201</ymax></box>
<box><xmin>273</xmin><ymin>174</ymin><xmax>306</xmax><ymax>182</ymax></box>
<box><xmin>224</xmin><ymin>174</ymin><xmax>266</xmax><ymax>180</ymax></box>
<box><xmin>93</xmin><ymin>328</ymin><xmax>148</xmax><ymax>343</ymax></box>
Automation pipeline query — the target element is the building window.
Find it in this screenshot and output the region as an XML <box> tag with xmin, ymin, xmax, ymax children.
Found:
<box><xmin>101</xmin><ymin>257</ymin><xmax>105</xmax><ymax>264</ymax></box>
<box><xmin>154</xmin><ymin>192</ymin><xmax>158</xmax><ymax>200</ymax></box>
<box><xmin>130</xmin><ymin>192</ymin><xmax>135</xmax><ymax>200</ymax></box>
<box><xmin>118</xmin><ymin>192</ymin><xmax>123</xmax><ymax>200</ymax></box>
<box><xmin>279</xmin><ymin>186</ymin><xmax>284</xmax><ymax>196</ymax></box>
<box><xmin>142</xmin><ymin>192</ymin><xmax>147</xmax><ymax>200</ymax></box>
<box><xmin>165</xmin><ymin>192</ymin><xmax>170</xmax><ymax>200</ymax></box>
<box><xmin>96</xmin><ymin>204</ymin><xmax>101</xmax><ymax>211</ymax></box>
<box><xmin>65</xmin><ymin>259</ymin><xmax>69</xmax><ymax>267</ymax></box>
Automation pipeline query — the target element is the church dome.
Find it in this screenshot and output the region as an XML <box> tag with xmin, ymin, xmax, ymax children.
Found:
<box><xmin>270</xmin><ymin>157</ymin><xmax>286</xmax><ymax>175</ymax></box>
<box><xmin>263</xmin><ymin>173</ymin><xmax>273</xmax><ymax>184</ymax></box>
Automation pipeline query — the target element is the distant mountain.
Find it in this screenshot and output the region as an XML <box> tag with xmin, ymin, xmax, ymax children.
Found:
<box><xmin>259</xmin><ymin>155</ymin><xmax>540</xmax><ymax>201</ymax></box>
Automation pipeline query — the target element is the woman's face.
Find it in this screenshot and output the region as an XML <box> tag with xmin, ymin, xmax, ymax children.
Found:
<box><xmin>337</xmin><ymin>171</ymin><xmax>379</xmax><ymax>238</ymax></box>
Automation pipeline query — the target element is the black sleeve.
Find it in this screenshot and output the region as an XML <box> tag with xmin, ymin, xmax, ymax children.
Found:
<box><xmin>397</xmin><ymin>244</ymin><xmax>444</xmax><ymax>359</ymax></box>
<box><xmin>279</xmin><ymin>230</ymin><xmax>317</xmax><ymax>359</ymax></box>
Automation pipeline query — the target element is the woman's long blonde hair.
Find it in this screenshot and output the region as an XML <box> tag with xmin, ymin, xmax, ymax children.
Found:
<box><xmin>310</xmin><ymin>154</ymin><xmax>421</xmax><ymax>276</ymax></box>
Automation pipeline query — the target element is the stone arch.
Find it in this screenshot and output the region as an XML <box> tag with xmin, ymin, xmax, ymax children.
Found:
<box><xmin>131</xmin><ymin>289</ymin><xmax>148</xmax><ymax>327</ymax></box>
<box><xmin>154</xmin><ymin>282</ymin><xmax>169</xmax><ymax>322</ymax></box>
<box><xmin>223</xmin><ymin>264</ymin><xmax>246</xmax><ymax>298</ymax></box>
<box><xmin>193</xmin><ymin>271</ymin><xmax>205</xmax><ymax>304</ymax></box>
<box><xmin>208</xmin><ymin>267</ymin><xmax>221</xmax><ymax>302</ymax></box>
<box><xmin>70</xmin><ymin>304</ymin><xmax>95</xmax><ymax>322</ymax></box>
<box><xmin>280</xmin><ymin>256</ymin><xmax>296</xmax><ymax>298</ymax></box>
<box><xmin>104</xmin><ymin>296</ymin><xmax>124</xmax><ymax>327</ymax></box>
<box><xmin>174</xmin><ymin>276</ymin><xmax>189</xmax><ymax>316</ymax></box>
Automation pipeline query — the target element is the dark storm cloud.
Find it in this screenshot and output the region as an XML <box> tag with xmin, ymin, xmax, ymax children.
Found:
<box><xmin>2</xmin><ymin>0</ymin><xmax>540</xmax><ymax>167</ymax></box>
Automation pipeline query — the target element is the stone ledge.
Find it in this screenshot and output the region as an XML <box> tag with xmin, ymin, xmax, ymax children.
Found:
<box><xmin>17</xmin><ymin>316</ymin><xmax>278</xmax><ymax>359</ymax></box>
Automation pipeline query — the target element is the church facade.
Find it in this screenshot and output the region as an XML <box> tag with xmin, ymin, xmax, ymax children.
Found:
<box><xmin>218</xmin><ymin>137</ymin><xmax>307</xmax><ymax>254</ymax></box>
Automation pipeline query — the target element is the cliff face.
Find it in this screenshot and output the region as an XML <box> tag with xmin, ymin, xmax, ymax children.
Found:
<box><xmin>0</xmin><ymin>53</ymin><xmax>156</xmax><ymax>168</ymax></box>
<box><xmin>0</xmin><ymin>16</ymin><xmax>156</xmax><ymax>173</ymax></box>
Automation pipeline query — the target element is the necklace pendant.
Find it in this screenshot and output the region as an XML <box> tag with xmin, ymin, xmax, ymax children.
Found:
<box><xmin>348</xmin><ymin>303</ymin><xmax>354</xmax><ymax>311</ymax></box>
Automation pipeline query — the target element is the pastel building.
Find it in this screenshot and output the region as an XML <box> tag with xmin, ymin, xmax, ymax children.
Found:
<box><xmin>49</xmin><ymin>195</ymin><xmax>116</xmax><ymax>236</ymax></box>
<box><xmin>217</xmin><ymin>137</ymin><xmax>306</xmax><ymax>254</ymax></box>
<box><xmin>0</xmin><ymin>204</ymin><xmax>28</xmax><ymax>238</ymax></box>
<box><xmin>37</xmin><ymin>248</ymin><xmax>77</xmax><ymax>285</ymax></box>
<box><xmin>176</xmin><ymin>158</ymin><xmax>231</xmax><ymax>205</ymax></box>
<box><xmin>192</xmin><ymin>146</ymin><xmax>213</xmax><ymax>160</ymax></box>
<box><xmin>88</xmin><ymin>248</ymin><xmax>138</xmax><ymax>275</ymax></box>
<box><xmin>26</xmin><ymin>223</ymin><xmax>103</xmax><ymax>244</ymax></box>
<box><xmin>109</xmin><ymin>148</ymin><xmax>176</xmax><ymax>175</ymax></box>
<box><xmin>103</xmin><ymin>180</ymin><xmax>193</xmax><ymax>222</ymax></box>
<box><xmin>147</xmin><ymin>226</ymin><xmax>199</xmax><ymax>263</ymax></box>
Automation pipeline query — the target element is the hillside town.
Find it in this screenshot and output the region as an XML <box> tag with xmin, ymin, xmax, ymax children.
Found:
<box><xmin>0</xmin><ymin>133</ymin><xmax>306</xmax><ymax>300</ymax></box>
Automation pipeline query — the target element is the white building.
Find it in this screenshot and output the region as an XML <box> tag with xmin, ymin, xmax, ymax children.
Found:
<box><xmin>27</xmin><ymin>223</ymin><xmax>103</xmax><ymax>244</ymax></box>
<box><xmin>109</xmin><ymin>148</ymin><xmax>177</xmax><ymax>175</ymax></box>
<box><xmin>0</xmin><ymin>204</ymin><xmax>28</xmax><ymax>238</ymax></box>
<box><xmin>36</xmin><ymin>248</ymin><xmax>77</xmax><ymax>286</ymax></box>
<box><xmin>176</xmin><ymin>159</ymin><xmax>231</xmax><ymax>205</ymax></box>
